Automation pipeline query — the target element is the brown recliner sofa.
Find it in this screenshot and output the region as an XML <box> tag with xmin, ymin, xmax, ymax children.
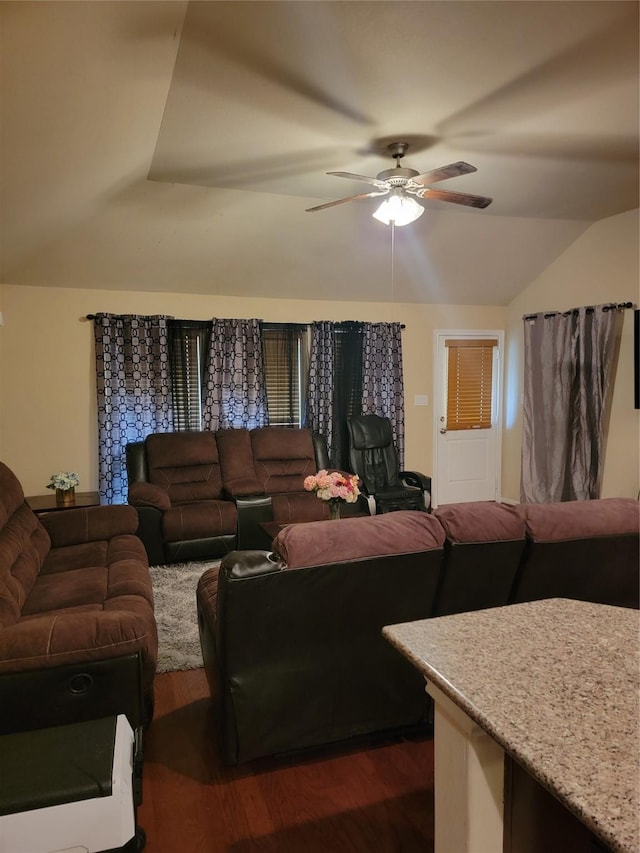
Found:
<box><xmin>197</xmin><ymin>497</ymin><xmax>638</xmax><ymax>764</ymax></box>
<box><xmin>127</xmin><ymin>427</ymin><xmax>364</xmax><ymax>563</ymax></box>
<box><xmin>0</xmin><ymin>462</ymin><xmax>157</xmax><ymax>734</ymax></box>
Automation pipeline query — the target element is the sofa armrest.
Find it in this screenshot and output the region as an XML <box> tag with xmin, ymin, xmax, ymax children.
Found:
<box><xmin>40</xmin><ymin>505</ymin><xmax>140</xmax><ymax>548</ymax></box>
<box><xmin>128</xmin><ymin>481</ymin><xmax>170</xmax><ymax>510</ymax></box>
<box><xmin>400</xmin><ymin>470</ymin><xmax>431</xmax><ymax>492</ymax></box>
<box><xmin>132</xmin><ymin>506</ymin><xmax>165</xmax><ymax>566</ymax></box>
<box><xmin>0</xmin><ymin>609</ymin><xmax>156</xmax><ymax>675</ymax></box>
<box><xmin>221</xmin><ymin>549</ymin><xmax>284</xmax><ymax>579</ymax></box>
<box><xmin>401</xmin><ymin>470</ymin><xmax>432</xmax><ymax>509</ymax></box>
<box><xmin>235</xmin><ymin>495</ymin><xmax>273</xmax><ymax>550</ymax></box>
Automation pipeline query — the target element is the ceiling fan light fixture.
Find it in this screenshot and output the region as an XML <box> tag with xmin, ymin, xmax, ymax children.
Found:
<box><xmin>372</xmin><ymin>192</ymin><xmax>424</xmax><ymax>226</ymax></box>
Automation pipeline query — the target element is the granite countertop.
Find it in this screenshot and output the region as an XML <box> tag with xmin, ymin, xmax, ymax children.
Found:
<box><xmin>383</xmin><ymin>598</ymin><xmax>639</xmax><ymax>853</ymax></box>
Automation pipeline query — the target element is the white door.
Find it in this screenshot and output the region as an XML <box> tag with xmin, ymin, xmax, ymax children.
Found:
<box><xmin>433</xmin><ymin>330</ymin><xmax>503</xmax><ymax>507</ymax></box>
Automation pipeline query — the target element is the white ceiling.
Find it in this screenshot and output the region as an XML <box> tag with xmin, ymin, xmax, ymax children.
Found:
<box><xmin>1</xmin><ymin>1</ymin><xmax>638</xmax><ymax>305</ymax></box>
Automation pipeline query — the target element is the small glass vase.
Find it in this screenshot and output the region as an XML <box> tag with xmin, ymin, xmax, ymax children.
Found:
<box><xmin>328</xmin><ymin>500</ymin><xmax>341</xmax><ymax>520</ymax></box>
<box><xmin>56</xmin><ymin>487</ymin><xmax>76</xmax><ymax>507</ymax></box>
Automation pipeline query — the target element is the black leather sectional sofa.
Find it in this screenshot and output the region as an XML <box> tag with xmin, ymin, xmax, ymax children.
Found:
<box><xmin>197</xmin><ymin>498</ymin><xmax>639</xmax><ymax>764</ymax></box>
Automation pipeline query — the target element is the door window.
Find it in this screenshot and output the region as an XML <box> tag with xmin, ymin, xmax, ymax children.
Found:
<box><xmin>445</xmin><ymin>338</ymin><xmax>498</xmax><ymax>430</ymax></box>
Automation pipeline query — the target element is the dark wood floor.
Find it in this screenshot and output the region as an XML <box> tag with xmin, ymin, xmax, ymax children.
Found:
<box><xmin>137</xmin><ymin>668</ymin><xmax>435</xmax><ymax>852</ymax></box>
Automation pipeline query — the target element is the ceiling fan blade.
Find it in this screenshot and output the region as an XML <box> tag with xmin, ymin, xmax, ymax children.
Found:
<box><xmin>410</xmin><ymin>161</ymin><xmax>478</xmax><ymax>187</ymax></box>
<box><xmin>327</xmin><ymin>171</ymin><xmax>382</xmax><ymax>186</ymax></box>
<box><xmin>306</xmin><ymin>190</ymin><xmax>389</xmax><ymax>212</ymax></box>
<box><xmin>418</xmin><ymin>188</ymin><xmax>493</xmax><ymax>208</ymax></box>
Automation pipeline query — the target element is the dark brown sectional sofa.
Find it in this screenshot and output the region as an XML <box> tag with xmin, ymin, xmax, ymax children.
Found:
<box><xmin>197</xmin><ymin>498</ymin><xmax>639</xmax><ymax>764</ymax></box>
<box><xmin>0</xmin><ymin>462</ymin><xmax>157</xmax><ymax>735</ymax></box>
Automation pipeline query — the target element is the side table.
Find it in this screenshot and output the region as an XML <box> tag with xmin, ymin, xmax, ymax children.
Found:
<box><xmin>25</xmin><ymin>491</ymin><xmax>101</xmax><ymax>515</ymax></box>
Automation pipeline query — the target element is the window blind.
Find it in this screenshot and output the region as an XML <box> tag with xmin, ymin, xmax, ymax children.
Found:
<box><xmin>262</xmin><ymin>324</ymin><xmax>309</xmax><ymax>427</ymax></box>
<box><xmin>168</xmin><ymin>320</ymin><xmax>212</xmax><ymax>431</ymax></box>
<box><xmin>445</xmin><ymin>338</ymin><xmax>497</xmax><ymax>430</ymax></box>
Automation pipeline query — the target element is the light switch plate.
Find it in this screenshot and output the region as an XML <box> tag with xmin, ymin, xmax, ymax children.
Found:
<box><xmin>414</xmin><ymin>394</ymin><xmax>429</xmax><ymax>406</ymax></box>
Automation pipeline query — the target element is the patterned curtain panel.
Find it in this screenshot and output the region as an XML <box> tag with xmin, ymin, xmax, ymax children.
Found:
<box><xmin>94</xmin><ymin>314</ymin><xmax>173</xmax><ymax>503</ymax></box>
<box><xmin>361</xmin><ymin>322</ymin><xmax>406</xmax><ymax>467</ymax></box>
<box><xmin>201</xmin><ymin>318</ymin><xmax>269</xmax><ymax>430</ymax></box>
<box><xmin>305</xmin><ymin>321</ymin><xmax>336</xmax><ymax>459</ymax></box>
<box><xmin>521</xmin><ymin>304</ymin><xmax>624</xmax><ymax>503</ymax></box>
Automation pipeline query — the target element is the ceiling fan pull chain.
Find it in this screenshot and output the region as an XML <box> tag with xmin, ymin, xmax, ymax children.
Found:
<box><xmin>391</xmin><ymin>221</ymin><xmax>396</xmax><ymax>302</ymax></box>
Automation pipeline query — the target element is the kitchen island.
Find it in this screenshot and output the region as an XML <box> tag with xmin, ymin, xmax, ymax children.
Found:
<box><xmin>383</xmin><ymin>598</ymin><xmax>639</xmax><ymax>853</ymax></box>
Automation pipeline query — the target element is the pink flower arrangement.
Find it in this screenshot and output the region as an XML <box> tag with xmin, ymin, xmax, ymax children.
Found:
<box><xmin>303</xmin><ymin>470</ymin><xmax>360</xmax><ymax>504</ymax></box>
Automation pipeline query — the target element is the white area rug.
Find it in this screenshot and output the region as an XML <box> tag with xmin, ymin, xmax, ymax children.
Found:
<box><xmin>149</xmin><ymin>560</ymin><xmax>220</xmax><ymax>673</ymax></box>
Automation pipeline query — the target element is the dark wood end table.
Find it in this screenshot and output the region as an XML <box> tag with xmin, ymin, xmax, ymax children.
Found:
<box><xmin>25</xmin><ymin>491</ymin><xmax>101</xmax><ymax>515</ymax></box>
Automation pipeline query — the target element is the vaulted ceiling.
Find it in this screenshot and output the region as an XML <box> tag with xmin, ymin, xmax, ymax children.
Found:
<box><xmin>1</xmin><ymin>1</ymin><xmax>638</xmax><ymax>304</ymax></box>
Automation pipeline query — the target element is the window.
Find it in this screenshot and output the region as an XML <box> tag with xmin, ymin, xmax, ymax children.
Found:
<box><xmin>168</xmin><ymin>321</ymin><xmax>212</xmax><ymax>431</ymax></box>
<box><xmin>168</xmin><ymin>320</ymin><xmax>309</xmax><ymax>431</ymax></box>
<box><xmin>445</xmin><ymin>338</ymin><xmax>497</xmax><ymax>430</ymax></box>
<box><xmin>261</xmin><ymin>324</ymin><xmax>309</xmax><ymax>427</ymax></box>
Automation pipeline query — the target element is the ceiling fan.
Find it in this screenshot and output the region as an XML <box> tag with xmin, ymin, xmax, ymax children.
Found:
<box><xmin>305</xmin><ymin>141</ymin><xmax>493</xmax><ymax>225</ymax></box>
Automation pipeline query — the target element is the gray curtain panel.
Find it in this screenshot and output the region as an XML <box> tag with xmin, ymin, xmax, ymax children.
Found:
<box><xmin>361</xmin><ymin>322</ymin><xmax>406</xmax><ymax>468</ymax></box>
<box><xmin>201</xmin><ymin>318</ymin><xmax>269</xmax><ymax>430</ymax></box>
<box><xmin>94</xmin><ymin>314</ymin><xmax>173</xmax><ymax>503</ymax></box>
<box><xmin>521</xmin><ymin>304</ymin><xmax>624</xmax><ymax>503</ymax></box>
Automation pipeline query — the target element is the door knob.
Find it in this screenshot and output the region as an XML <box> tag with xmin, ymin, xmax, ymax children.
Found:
<box><xmin>440</xmin><ymin>427</ymin><xmax>447</xmax><ymax>434</ymax></box>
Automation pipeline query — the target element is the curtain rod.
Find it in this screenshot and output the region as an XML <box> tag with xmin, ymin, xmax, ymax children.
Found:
<box><xmin>524</xmin><ymin>302</ymin><xmax>634</xmax><ymax>321</ymax></box>
<box><xmin>85</xmin><ymin>314</ymin><xmax>406</xmax><ymax>328</ymax></box>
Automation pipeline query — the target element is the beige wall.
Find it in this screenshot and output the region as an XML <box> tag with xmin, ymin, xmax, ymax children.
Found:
<box><xmin>3</xmin><ymin>206</ymin><xmax>636</xmax><ymax>501</ymax></box>
<box><xmin>502</xmin><ymin>208</ymin><xmax>640</xmax><ymax>501</ymax></box>
<box><xmin>0</xmin><ymin>285</ymin><xmax>505</xmax><ymax>496</ymax></box>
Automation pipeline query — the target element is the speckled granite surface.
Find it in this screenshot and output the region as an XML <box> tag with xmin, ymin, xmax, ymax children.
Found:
<box><xmin>383</xmin><ymin>598</ymin><xmax>639</xmax><ymax>853</ymax></box>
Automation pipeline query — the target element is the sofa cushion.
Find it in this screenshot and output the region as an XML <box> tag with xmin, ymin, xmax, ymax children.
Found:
<box><xmin>523</xmin><ymin>498</ymin><xmax>640</xmax><ymax>542</ymax></box>
<box><xmin>435</xmin><ymin>501</ymin><xmax>525</xmax><ymax>543</ymax></box>
<box><xmin>161</xmin><ymin>500</ymin><xmax>237</xmax><ymax>542</ymax></box>
<box><xmin>8</xmin><ymin>530</ymin><xmax>157</xmax><ymax>683</ymax></box>
<box><xmin>273</xmin><ymin>511</ymin><xmax>445</xmax><ymax>570</ymax></box>
<box><xmin>23</xmin><ymin>557</ymin><xmax>154</xmax><ymax>616</ymax></box>
<box><xmin>251</xmin><ymin>428</ymin><xmax>317</xmax><ymax>494</ymax></box>
<box><xmin>145</xmin><ymin>432</ymin><xmax>224</xmax><ymax>502</ymax></box>
<box><xmin>41</xmin><ymin>533</ymin><xmax>147</xmax><ymax>576</ymax></box>
<box><xmin>270</xmin><ymin>492</ymin><xmax>328</xmax><ymax>523</ymax></box>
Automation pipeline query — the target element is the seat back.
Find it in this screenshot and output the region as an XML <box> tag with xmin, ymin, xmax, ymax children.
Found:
<box><xmin>510</xmin><ymin>498</ymin><xmax>639</xmax><ymax>608</ymax></box>
<box><xmin>346</xmin><ymin>415</ymin><xmax>401</xmax><ymax>492</ymax></box>
<box><xmin>215</xmin><ymin>428</ymin><xmax>262</xmax><ymax>496</ymax></box>
<box><xmin>0</xmin><ymin>463</ymin><xmax>50</xmax><ymax>628</ymax></box>
<box><xmin>433</xmin><ymin>501</ymin><xmax>527</xmax><ymax>616</ymax></box>
<box><xmin>250</xmin><ymin>428</ymin><xmax>318</xmax><ymax>494</ymax></box>
<box><xmin>144</xmin><ymin>432</ymin><xmax>224</xmax><ymax>504</ymax></box>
